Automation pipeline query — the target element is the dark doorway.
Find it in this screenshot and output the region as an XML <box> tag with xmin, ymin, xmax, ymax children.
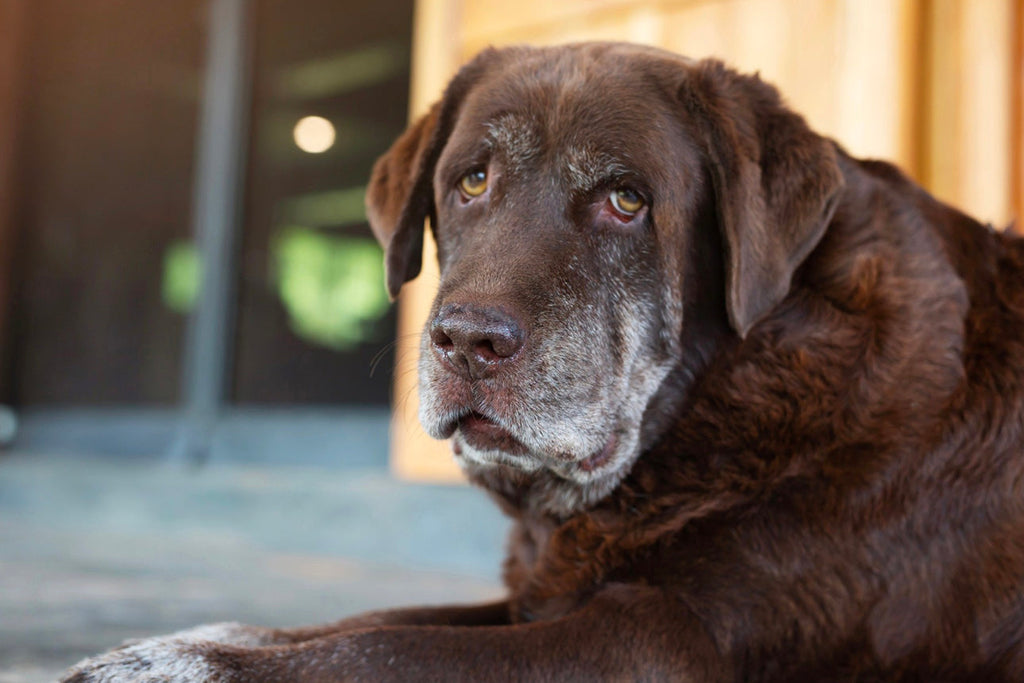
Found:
<box><xmin>2</xmin><ymin>0</ymin><xmax>413</xmax><ymax>459</ymax></box>
<box><xmin>232</xmin><ymin>0</ymin><xmax>410</xmax><ymax>405</ymax></box>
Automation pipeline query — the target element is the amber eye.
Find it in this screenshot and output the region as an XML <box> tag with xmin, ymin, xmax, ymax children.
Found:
<box><xmin>459</xmin><ymin>169</ymin><xmax>488</xmax><ymax>198</ymax></box>
<box><xmin>609</xmin><ymin>188</ymin><xmax>644</xmax><ymax>216</ymax></box>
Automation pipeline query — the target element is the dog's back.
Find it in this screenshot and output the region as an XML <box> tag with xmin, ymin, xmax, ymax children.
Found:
<box><xmin>499</xmin><ymin>148</ymin><xmax>1024</xmax><ymax>679</ymax></box>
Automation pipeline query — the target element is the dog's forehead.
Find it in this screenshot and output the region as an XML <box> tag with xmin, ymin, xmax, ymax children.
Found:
<box><xmin>449</xmin><ymin>50</ymin><xmax>685</xmax><ymax>180</ymax></box>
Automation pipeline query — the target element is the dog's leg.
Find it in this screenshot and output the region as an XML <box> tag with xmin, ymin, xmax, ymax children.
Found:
<box><xmin>110</xmin><ymin>600</ymin><xmax>512</xmax><ymax>653</ymax></box>
<box><xmin>61</xmin><ymin>586</ymin><xmax>722</xmax><ymax>682</ymax></box>
<box><xmin>264</xmin><ymin>599</ymin><xmax>512</xmax><ymax>643</ymax></box>
<box><xmin>62</xmin><ymin>598</ymin><xmax>513</xmax><ymax>676</ymax></box>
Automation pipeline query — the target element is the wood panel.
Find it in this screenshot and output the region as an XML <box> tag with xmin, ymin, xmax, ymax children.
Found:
<box><xmin>1013</xmin><ymin>0</ymin><xmax>1023</xmax><ymax>230</ymax></box>
<box><xmin>461</xmin><ymin>3</ymin><xmax>667</xmax><ymax>53</ymax></box>
<box><xmin>662</xmin><ymin>0</ymin><xmax>921</xmax><ymax>172</ymax></box>
<box><xmin>924</xmin><ymin>0</ymin><xmax>1017</xmax><ymax>227</ymax></box>
<box><xmin>388</xmin><ymin>0</ymin><xmax>466</xmax><ymax>481</ymax></box>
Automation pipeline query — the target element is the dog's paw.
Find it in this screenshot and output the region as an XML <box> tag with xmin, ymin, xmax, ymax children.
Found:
<box><xmin>59</xmin><ymin>630</ymin><xmax>241</xmax><ymax>683</ymax></box>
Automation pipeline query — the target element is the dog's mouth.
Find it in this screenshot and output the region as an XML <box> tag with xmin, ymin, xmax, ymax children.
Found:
<box><xmin>578</xmin><ymin>433</ymin><xmax>618</xmax><ymax>472</ymax></box>
<box><xmin>455</xmin><ymin>412</ymin><xmax>530</xmax><ymax>456</ymax></box>
<box><xmin>450</xmin><ymin>411</ymin><xmax>621</xmax><ymax>476</ymax></box>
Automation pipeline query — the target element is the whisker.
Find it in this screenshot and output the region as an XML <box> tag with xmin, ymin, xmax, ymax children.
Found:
<box><xmin>369</xmin><ymin>333</ymin><xmax>422</xmax><ymax>377</ymax></box>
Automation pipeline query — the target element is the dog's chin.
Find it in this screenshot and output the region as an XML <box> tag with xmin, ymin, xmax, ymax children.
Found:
<box><xmin>452</xmin><ymin>434</ymin><xmax>547</xmax><ymax>473</ymax></box>
<box><xmin>446</xmin><ymin>415</ymin><xmax>641</xmax><ymax>515</ymax></box>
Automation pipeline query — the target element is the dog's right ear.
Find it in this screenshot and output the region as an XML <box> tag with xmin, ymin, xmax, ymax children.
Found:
<box><xmin>366</xmin><ymin>50</ymin><xmax>501</xmax><ymax>299</ymax></box>
<box><xmin>680</xmin><ymin>60</ymin><xmax>844</xmax><ymax>338</ymax></box>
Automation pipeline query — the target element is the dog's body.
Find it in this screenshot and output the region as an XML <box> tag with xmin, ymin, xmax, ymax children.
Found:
<box><xmin>65</xmin><ymin>43</ymin><xmax>1024</xmax><ymax>682</ymax></box>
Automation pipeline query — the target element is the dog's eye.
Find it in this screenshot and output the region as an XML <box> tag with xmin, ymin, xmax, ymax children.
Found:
<box><xmin>609</xmin><ymin>188</ymin><xmax>644</xmax><ymax>217</ymax></box>
<box><xmin>459</xmin><ymin>170</ymin><xmax>488</xmax><ymax>198</ymax></box>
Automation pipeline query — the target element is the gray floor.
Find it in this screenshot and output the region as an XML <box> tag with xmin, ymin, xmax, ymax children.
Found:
<box><xmin>0</xmin><ymin>452</ymin><xmax>508</xmax><ymax>682</ymax></box>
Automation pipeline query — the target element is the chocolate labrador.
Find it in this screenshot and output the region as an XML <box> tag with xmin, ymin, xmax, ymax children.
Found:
<box><xmin>64</xmin><ymin>42</ymin><xmax>1024</xmax><ymax>682</ymax></box>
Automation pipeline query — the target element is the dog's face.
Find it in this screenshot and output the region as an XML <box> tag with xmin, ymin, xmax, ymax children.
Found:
<box><xmin>420</xmin><ymin>47</ymin><xmax>705</xmax><ymax>511</ymax></box>
<box><xmin>367</xmin><ymin>43</ymin><xmax>843</xmax><ymax>515</ymax></box>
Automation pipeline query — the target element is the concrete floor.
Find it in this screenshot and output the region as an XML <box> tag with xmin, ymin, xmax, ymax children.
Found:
<box><xmin>0</xmin><ymin>452</ymin><xmax>507</xmax><ymax>682</ymax></box>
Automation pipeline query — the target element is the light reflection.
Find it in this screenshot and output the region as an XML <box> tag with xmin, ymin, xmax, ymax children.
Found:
<box><xmin>293</xmin><ymin>116</ymin><xmax>336</xmax><ymax>154</ymax></box>
<box><xmin>280</xmin><ymin>185</ymin><xmax>367</xmax><ymax>227</ymax></box>
<box><xmin>162</xmin><ymin>240</ymin><xmax>200</xmax><ymax>313</ymax></box>
<box><xmin>275</xmin><ymin>42</ymin><xmax>408</xmax><ymax>100</ymax></box>
<box><xmin>272</xmin><ymin>227</ymin><xmax>388</xmax><ymax>350</ymax></box>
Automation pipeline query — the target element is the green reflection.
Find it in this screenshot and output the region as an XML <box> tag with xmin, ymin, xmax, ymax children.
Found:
<box><xmin>273</xmin><ymin>226</ymin><xmax>388</xmax><ymax>350</ymax></box>
<box><xmin>275</xmin><ymin>42</ymin><xmax>408</xmax><ymax>100</ymax></box>
<box><xmin>162</xmin><ymin>240</ymin><xmax>200</xmax><ymax>313</ymax></box>
<box><xmin>280</xmin><ymin>185</ymin><xmax>367</xmax><ymax>228</ymax></box>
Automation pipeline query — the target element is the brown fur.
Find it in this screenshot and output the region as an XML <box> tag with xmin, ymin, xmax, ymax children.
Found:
<box><xmin>64</xmin><ymin>42</ymin><xmax>1024</xmax><ymax>683</ymax></box>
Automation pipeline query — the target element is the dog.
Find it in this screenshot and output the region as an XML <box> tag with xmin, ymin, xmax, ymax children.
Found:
<box><xmin>64</xmin><ymin>41</ymin><xmax>1024</xmax><ymax>682</ymax></box>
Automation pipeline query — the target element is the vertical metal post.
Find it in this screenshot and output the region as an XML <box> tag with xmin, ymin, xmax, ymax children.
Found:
<box><xmin>172</xmin><ymin>0</ymin><xmax>251</xmax><ymax>463</ymax></box>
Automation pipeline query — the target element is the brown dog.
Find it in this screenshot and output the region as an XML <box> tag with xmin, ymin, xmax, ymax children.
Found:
<box><xmin>64</xmin><ymin>42</ymin><xmax>1024</xmax><ymax>682</ymax></box>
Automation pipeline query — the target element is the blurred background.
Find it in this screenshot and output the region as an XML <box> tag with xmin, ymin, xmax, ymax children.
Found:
<box><xmin>0</xmin><ymin>0</ymin><xmax>1020</xmax><ymax>680</ymax></box>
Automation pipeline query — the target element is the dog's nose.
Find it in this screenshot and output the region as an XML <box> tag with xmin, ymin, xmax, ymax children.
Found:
<box><xmin>430</xmin><ymin>303</ymin><xmax>526</xmax><ymax>379</ymax></box>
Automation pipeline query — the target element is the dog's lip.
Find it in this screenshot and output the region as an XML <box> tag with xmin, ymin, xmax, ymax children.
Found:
<box><xmin>441</xmin><ymin>409</ymin><xmax>620</xmax><ymax>471</ymax></box>
<box><xmin>578</xmin><ymin>433</ymin><xmax>618</xmax><ymax>472</ymax></box>
<box><xmin>456</xmin><ymin>412</ymin><xmax>530</xmax><ymax>456</ymax></box>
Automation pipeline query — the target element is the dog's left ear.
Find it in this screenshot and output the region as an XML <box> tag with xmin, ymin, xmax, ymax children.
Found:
<box><xmin>366</xmin><ymin>49</ymin><xmax>504</xmax><ymax>299</ymax></box>
<box><xmin>680</xmin><ymin>60</ymin><xmax>844</xmax><ymax>337</ymax></box>
<box><xmin>365</xmin><ymin>105</ymin><xmax>440</xmax><ymax>299</ymax></box>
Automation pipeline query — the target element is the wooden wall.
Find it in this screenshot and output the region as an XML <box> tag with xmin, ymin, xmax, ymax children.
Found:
<box><xmin>392</xmin><ymin>0</ymin><xmax>1024</xmax><ymax>481</ymax></box>
<box><xmin>924</xmin><ymin>0</ymin><xmax>1021</xmax><ymax>228</ymax></box>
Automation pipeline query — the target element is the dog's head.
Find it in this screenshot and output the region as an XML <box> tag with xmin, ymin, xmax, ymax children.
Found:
<box><xmin>367</xmin><ymin>43</ymin><xmax>843</xmax><ymax>515</ymax></box>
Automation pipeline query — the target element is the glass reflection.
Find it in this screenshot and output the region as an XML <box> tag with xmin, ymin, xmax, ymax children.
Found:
<box><xmin>272</xmin><ymin>227</ymin><xmax>388</xmax><ymax>350</ymax></box>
